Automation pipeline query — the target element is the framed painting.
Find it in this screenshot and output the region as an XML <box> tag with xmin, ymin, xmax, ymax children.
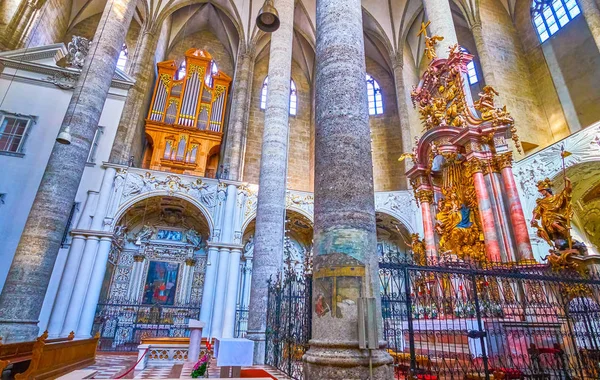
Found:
<box><xmin>143</xmin><ymin>261</ymin><xmax>180</xmax><ymax>305</ymax></box>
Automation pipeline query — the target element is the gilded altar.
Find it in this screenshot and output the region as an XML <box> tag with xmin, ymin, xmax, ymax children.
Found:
<box><xmin>143</xmin><ymin>49</ymin><xmax>231</xmax><ymax>177</ymax></box>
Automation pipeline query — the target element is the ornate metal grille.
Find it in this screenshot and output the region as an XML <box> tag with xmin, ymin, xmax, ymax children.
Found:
<box><xmin>265</xmin><ymin>272</ymin><xmax>312</xmax><ymax>380</ymax></box>
<box><xmin>381</xmin><ymin>254</ymin><xmax>600</xmax><ymax>380</ymax></box>
<box><xmin>92</xmin><ymin>303</ymin><xmax>201</xmax><ymax>352</ymax></box>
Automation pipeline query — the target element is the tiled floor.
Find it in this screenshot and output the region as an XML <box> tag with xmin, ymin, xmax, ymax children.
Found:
<box><xmin>84</xmin><ymin>354</ymin><xmax>291</xmax><ymax>379</ymax></box>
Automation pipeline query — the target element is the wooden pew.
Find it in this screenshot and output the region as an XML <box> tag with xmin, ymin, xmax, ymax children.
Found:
<box><xmin>0</xmin><ymin>331</ymin><xmax>74</xmax><ymax>375</ymax></box>
<box><xmin>14</xmin><ymin>333</ymin><xmax>99</xmax><ymax>380</ymax></box>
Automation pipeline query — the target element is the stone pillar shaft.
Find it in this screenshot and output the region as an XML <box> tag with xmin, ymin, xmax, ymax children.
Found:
<box><xmin>303</xmin><ymin>0</ymin><xmax>392</xmax><ymax>377</ymax></box>
<box><xmin>500</xmin><ymin>162</ymin><xmax>534</xmax><ymax>262</ymax></box>
<box><xmin>579</xmin><ymin>0</ymin><xmax>600</xmax><ymax>54</ymax></box>
<box><xmin>199</xmin><ymin>246</ymin><xmax>219</xmax><ymax>337</ymax></box>
<box><xmin>470</xmin><ymin>24</ymin><xmax>496</xmax><ymax>86</ymax></box>
<box><xmin>222</xmin><ymin>50</ymin><xmax>254</xmax><ymax>180</ymax></box>
<box><xmin>472</xmin><ymin>171</ymin><xmax>502</xmax><ymax>262</ymax></box>
<box><xmin>210</xmin><ymin>247</ymin><xmax>231</xmax><ymax>338</ymax></box>
<box><xmin>221</xmin><ymin>248</ymin><xmax>242</xmax><ymax>338</ymax></box>
<box><xmin>109</xmin><ymin>30</ymin><xmax>159</xmax><ymax>165</ymax></box>
<box><xmin>246</xmin><ymin>0</ymin><xmax>294</xmax><ymax>365</ymax></box>
<box><xmin>3</xmin><ymin>0</ymin><xmax>39</xmax><ymax>49</ymax></box>
<box><xmin>0</xmin><ymin>0</ymin><xmax>137</xmax><ymax>343</ymax></box>
<box><xmin>421</xmin><ymin>0</ymin><xmax>458</xmax><ymax>56</ymax></box>
<box><xmin>392</xmin><ymin>58</ymin><xmax>413</xmax><ymax>187</ymax></box>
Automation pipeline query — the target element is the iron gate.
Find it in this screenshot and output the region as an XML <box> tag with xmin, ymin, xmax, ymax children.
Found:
<box><xmin>265</xmin><ymin>272</ymin><xmax>312</xmax><ymax>380</ymax></box>
<box><xmin>380</xmin><ymin>255</ymin><xmax>600</xmax><ymax>380</ymax></box>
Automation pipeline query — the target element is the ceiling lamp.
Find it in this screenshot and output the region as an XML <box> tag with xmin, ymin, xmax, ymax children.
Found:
<box><xmin>56</xmin><ymin>126</ymin><xmax>72</xmax><ymax>144</ymax></box>
<box><xmin>256</xmin><ymin>0</ymin><xmax>280</xmax><ymax>33</ymax></box>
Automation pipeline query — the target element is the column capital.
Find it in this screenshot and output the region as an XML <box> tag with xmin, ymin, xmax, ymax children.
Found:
<box><xmin>494</xmin><ymin>151</ymin><xmax>513</xmax><ymax>170</ymax></box>
<box><xmin>133</xmin><ymin>254</ymin><xmax>145</xmax><ymax>262</ymax></box>
<box><xmin>415</xmin><ymin>189</ymin><xmax>434</xmax><ymax>204</ymax></box>
<box><xmin>466</xmin><ymin>157</ymin><xmax>487</xmax><ymax>174</ymax></box>
<box><xmin>470</xmin><ymin>21</ymin><xmax>482</xmax><ymax>31</ymax></box>
<box><xmin>185</xmin><ymin>258</ymin><xmax>197</xmax><ymax>266</ymax></box>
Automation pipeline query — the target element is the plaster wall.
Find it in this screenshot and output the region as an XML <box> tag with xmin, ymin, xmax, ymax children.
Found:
<box><xmin>167</xmin><ymin>30</ymin><xmax>234</xmax><ymax>78</ymax></box>
<box><xmin>0</xmin><ymin>66</ymin><xmax>128</xmax><ymax>297</ymax></box>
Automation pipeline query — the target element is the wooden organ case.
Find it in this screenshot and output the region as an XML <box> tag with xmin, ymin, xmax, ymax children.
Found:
<box><xmin>143</xmin><ymin>48</ymin><xmax>231</xmax><ymax>177</ymax></box>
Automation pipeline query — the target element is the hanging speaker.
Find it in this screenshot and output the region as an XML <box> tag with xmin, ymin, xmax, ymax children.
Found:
<box><xmin>256</xmin><ymin>0</ymin><xmax>280</xmax><ymax>33</ymax></box>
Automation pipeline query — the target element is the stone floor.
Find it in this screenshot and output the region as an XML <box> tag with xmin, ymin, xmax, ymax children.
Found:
<box><xmin>82</xmin><ymin>354</ymin><xmax>291</xmax><ymax>379</ymax></box>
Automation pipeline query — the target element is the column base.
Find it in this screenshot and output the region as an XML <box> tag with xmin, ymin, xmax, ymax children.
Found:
<box><xmin>303</xmin><ymin>340</ymin><xmax>393</xmax><ymax>379</ymax></box>
<box><xmin>246</xmin><ymin>330</ymin><xmax>266</xmax><ymax>365</ymax></box>
<box><xmin>0</xmin><ymin>319</ymin><xmax>39</xmax><ymax>343</ymax></box>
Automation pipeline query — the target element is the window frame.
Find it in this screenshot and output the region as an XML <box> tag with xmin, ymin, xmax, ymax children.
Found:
<box><xmin>116</xmin><ymin>44</ymin><xmax>128</xmax><ymax>71</ymax></box>
<box><xmin>531</xmin><ymin>0</ymin><xmax>581</xmax><ymax>43</ymax></box>
<box><xmin>259</xmin><ymin>76</ymin><xmax>298</xmax><ymax>116</ymax></box>
<box><xmin>366</xmin><ymin>74</ymin><xmax>384</xmax><ymax>116</ymax></box>
<box><xmin>0</xmin><ymin>111</ymin><xmax>36</xmax><ymax>156</ymax></box>
<box><xmin>460</xmin><ymin>47</ymin><xmax>479</xmax><ymax>85</ymax></box>
<box><xmin>87</xmin><ymin>126</ymin><xmax>105</xmax><ymax>165</ymax></box>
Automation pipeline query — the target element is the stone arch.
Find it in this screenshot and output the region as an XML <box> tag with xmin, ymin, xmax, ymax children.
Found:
<box><xmin>112</xmin><ymin>191</ymin><xmax>215</xmax><ymax>238</ymax></box>
<box><xmin>376</xmin><ymin>211</ymin><xmax>412</xmax><ymax>256</ymax></box>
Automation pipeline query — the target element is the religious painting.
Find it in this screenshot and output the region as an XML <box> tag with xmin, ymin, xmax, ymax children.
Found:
<box><xmin>156</xmin><ymin>229</ymin><xmax>183</xmax><ymax>241</ymax></box>
<box><xmin>143</xmin><ymin>261</ymin><xmax>179</xmax><ymax>305</ymax></box>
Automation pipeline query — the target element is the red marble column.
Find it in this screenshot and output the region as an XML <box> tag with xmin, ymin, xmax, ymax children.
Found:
<box><xmin>497</xmin><ymin>153</ymin><xmax>535</xmax><ymax>262</ymax></box>
<box><xmin>417</xmin><ymin>190</ymin><xmax>437</xmax><ymax>258</ymax></box>
<box><xmin>470</xmin><ymin>160</ymin><xmax>502</xmax><ymax>262</ymax></box>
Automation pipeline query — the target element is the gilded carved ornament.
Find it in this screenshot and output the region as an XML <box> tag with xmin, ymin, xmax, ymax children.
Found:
<box><xmin>494</xmin><ymin>152</ymin><xmax>513</xmax><ymax>170</ymax></box>
<box><xmin>415</xmin><ymin>189</ymin><xmax>434</xmax><ymax>205</ymax></box>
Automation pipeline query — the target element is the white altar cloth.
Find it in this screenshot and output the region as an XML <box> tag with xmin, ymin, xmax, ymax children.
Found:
<box><xmin>214</xmin><ymin>338</ymin><xmax>254</xmax><ymax>367</ymax></box>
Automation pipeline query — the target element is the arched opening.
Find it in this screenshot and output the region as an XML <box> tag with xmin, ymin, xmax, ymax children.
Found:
<box><xmin>142</xmin><ymin>133</ymin><xmax>154</xmax><ymax>169</ymax></box>
<box><xmin>93</xmin><ymin>195</ymin><xmax>211</xmax><ymax>351</ymax></box>
<box><xmin>205</xmin><ymin>144</ymin><xmax>220</xmax><ymax>179</ymax></box>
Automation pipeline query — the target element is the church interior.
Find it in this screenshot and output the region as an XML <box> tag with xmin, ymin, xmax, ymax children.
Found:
<box><xmin>1</xmin><ymin>0</ymin><xmax>600</xmax><ymax>378</ymax></box>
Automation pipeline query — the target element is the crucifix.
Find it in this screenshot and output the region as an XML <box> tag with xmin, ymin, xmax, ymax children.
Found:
<box><xmin>418</xmin><ymin>21</ymin><xmax>431</xmax><ymax>38</ymax></box>
<box><xmin>418</xmin><ymin>20</ymin><xmax>444</xmax><ymax>60</ymax></box>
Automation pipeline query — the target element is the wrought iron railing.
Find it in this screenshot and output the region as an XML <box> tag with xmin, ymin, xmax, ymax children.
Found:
<box><xmin>234</xmin><ymin>307</ymin><xmax>249</xmax><ymax>338</ymax></box>
<box><xmin>92</xmin><ymin>303</ymin><xmax>201</xmax><ymax>352</ymax></box>
<box><xmin>265</xmin><ymin>273</ymin><xmax>312</xmax><ymax>380</ymax></box>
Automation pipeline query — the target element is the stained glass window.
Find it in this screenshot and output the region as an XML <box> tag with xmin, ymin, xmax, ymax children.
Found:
<box><xmin>460</xmin><ymin>47</ymin><xmax>479</xmax><ymax>85</ymax></box>
<box><xmin>531</xmin><ymin>0</ymin><xmax>580</xmax><ymax>43</ymax></box>
<box><xmin>366</xmin><ymin>74</ymin><xmax>383</xmax><ymax>115</ymax></box>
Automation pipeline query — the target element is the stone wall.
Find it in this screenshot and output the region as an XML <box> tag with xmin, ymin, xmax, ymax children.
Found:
<box><xmin>366</xmin><ymin>58</ymin><xmax>404</xmax><ymax>191</ymax></box>
<box><xmin>514</xmin><ymin>0</ymin><xmax>572</xmax><ymax>141</ymax></box>
<box><xmin>167</xmin><ymin>30</ymin><xmax>234</xmax><ymax>78</ymax></box>
<box><xmin>478</xmin><ymin>0</ymin><xmax>555</xmax><ymax>154</ymax></box>
<box><xmin>0</xmin><ymin>0</ymin><xmax>21</xmax><ymax>38</ymax></box>
<box><xmin>243</xmin><ymin>57</ymin><xmax>313</xmax><ymax>192</ymax></box>
<box><xmin>26</xmin><ymin>0</ymin><xmax>71</xmax><ymax>48</ymax></box>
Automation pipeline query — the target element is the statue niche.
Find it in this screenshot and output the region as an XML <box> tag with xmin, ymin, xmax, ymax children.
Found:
<box><xmin>143</xmin><ymin>49</ymin><xmax>231</xmax><ymax>177</ymax></box>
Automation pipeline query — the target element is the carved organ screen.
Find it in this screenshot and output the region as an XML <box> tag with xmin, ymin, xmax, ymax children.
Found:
<box><xmin>143</xmin><ymin>49</ymin><xmax>231</xmax><ymax>177</ymax></box>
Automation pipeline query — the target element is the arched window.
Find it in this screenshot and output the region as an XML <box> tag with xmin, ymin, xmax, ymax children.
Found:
<box><xmin>460</xmin><ymin>47</ymin><xmax>479</xmax><ymax>85</ymax></box>
<box><xmin>366</xmin><ymin>74</ymin><xmax>383</xmax><ymax>115</ymax></box>
<box><xmin>260</xmin><ymin>76</ymin><xmax>298</xmax><ymax>116</ymax></box>
<box><xmin>116</xmin><ymin>44</ymin><xmax>128</xmax><ymax>71</ymax></box>
<box><xmin>177</xmin><ymin>60</ymin><xmax>187</xmax><ymax>80</ymax></box>
<box><xmin>531</xmin><ymin>0</ymin><xmax>580</xmax><ymax>43</ymax></box>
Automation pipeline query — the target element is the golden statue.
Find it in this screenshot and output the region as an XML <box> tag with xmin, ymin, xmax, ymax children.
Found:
<box><xmin>403</xmin><ymin>233</ymin><xmax>427</xmax><ymax>265</ymax></box>
<box><xmin>425</xmin><ymin>35</ymin><xmax>444</xmax><ymax>60</ymax></box>
<box><xmin>531</xmin><ymin>177</ymin><xmax>587</xmax><ymax>271</ymax></box>
<box><xmin>474</xmin><ymin>86</ymin><xmax>513</xmax><ymax>126</ymax></box>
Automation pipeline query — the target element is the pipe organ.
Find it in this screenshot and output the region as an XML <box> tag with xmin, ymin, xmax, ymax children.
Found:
<box><xmin>143</xmin><ymin>49</ymin><xmax>231</xmax><ymax>177</ymax></box>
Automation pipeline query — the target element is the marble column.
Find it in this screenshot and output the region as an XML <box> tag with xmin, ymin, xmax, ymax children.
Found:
<box><xmin>416</xmin><ymin>190</ymin><xmax>437</xmax><ymax>258</ymax></box>
<box><xmin>497</xmin><ymin>152</ymin><xmax>535</xmax><ymax>262</ymax></box>
<box><xmin>422</xmin><ymin>0</ymin><xmax>458</xmax><ymax>57</ymax></box>
<box><xmin>0</xmin><ymin>0</ymin><xmax>136</xmax><ymax>343</ymax></box>
<box><xmin>221</xmin><ymin>49</ymin><xmax>255</xmax><ymax>180</ymax></box>
<box><xmin>77</xmin><ymin>236</ymin><xmax>112</xmax><ymax>337</ymax></box>
<box><xmin>391</xmin><ymin>55</ymin><xmax>413</xmax><ymax>186</ymax></box>
<box><xmin>221</xmin><ymin>248</ymin><xmax>242</xmax><ymax>338</ymax></box>
<box><xmin>128</xmin><ymin>254</ymin><xmax>145</xmax><ymax>301</ymax></box>
<box><xmin>109</xmin><ymin>29</ymin><xmax>160</xmax><ymax>165</ymax></box>
<box><xmin>579</xmin><ymin>0</ymin><xmax>600</xmax><ymax>54</ymax></box>
<box><xmin>246</xmin><ymin>0</ymin><xmax>294</xmax><ymax>365</ymax></box>
<box><xmin>210</xmin><ymin>247</ymin><xmax>231</xmax><ymax>338</ymax></box>
<box><xmin>199</xmin><ymin>246</ymin><xmax>219</xmax><ymax>337</ymax></box>
<box><xmin>303</xmin><ymin>0</ymin><xmax>393</xmax><ymax>378</ymax></box>
<box><xmin>470</xmin><ymin>160</ymin><xmax>502</xmax><ymax>262</ymax></box>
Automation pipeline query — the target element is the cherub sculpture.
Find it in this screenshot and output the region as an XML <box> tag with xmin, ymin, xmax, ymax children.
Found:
<box><xmin>425</xmin><ymin>35</ymin><xmax>444</xmax><ymax>60</ymax></box>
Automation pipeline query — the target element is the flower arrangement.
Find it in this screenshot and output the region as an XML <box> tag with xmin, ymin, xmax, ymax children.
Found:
<box><xmin>191</xmin><ymin>353</ymin><xmax>210</xmax><ymax>378</ymax></box>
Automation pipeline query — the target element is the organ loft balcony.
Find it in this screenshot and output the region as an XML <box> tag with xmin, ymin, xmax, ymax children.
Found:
<box><xmin>142</xmin><ymin>48</ymin><xmax>231</xmax><ymax>179</ymax></box>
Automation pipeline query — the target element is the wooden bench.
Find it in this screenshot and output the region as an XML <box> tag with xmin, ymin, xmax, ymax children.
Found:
<box><xmin>0</xmin><ymin>331</ymin><xmax>74</xmax><ymax>375</ymax></box>
<box><xmin>14</xmin><ymin>333</ymin><xmax>99</xmax><ymax>380</ymax></box>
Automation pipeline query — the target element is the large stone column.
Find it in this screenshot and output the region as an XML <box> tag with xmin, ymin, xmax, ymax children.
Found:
<box><xmin>0</xmin><ymin>0</ymin><xmax>137</xmax><ymax>343</ymax></box>
<box><xmin>199</xmin><ymin>245</ymin><xmax>219</xmax><ymax>337</ymax></box>
<box><xmin>109</xmin><ymin>28</ymin><xmax>160</xmax><ymax>165</ymax></box>
<box><xmin>246</xmin><ymin>0</ymin><xmax>294</xmax><ymax>365</ymax></box>
<box><xmin>470</xmin><ymin>160</ymin><xmax>502</xmax><ymax>262</ymax></box>
<box><xmin>579</xmin><ymin>0</ymin><xmax>600</xmax><ymax>53</ymax></box>
<box><xmin>221</xmin><ymin>48</ymin><xmax>255</xmax><ymax>180</ymax></box>
<box><xmin>422</xmin><ymin>0</ymin><xmax>458</xmax><ymax>56</ymax></box>
<box><xmin>221</xmin><ymin>247</ymin><xmax>242</xmax><ymax>338</ymax></box>
<box><xmin>392</xmin><ymin>55</ymin><xmax>413</xmax><ymax>187</ymax></box>
<box><xmin>303</xmin><ymin>0</ymin><xmax>393</xmax><ymax>378</ymax></box>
